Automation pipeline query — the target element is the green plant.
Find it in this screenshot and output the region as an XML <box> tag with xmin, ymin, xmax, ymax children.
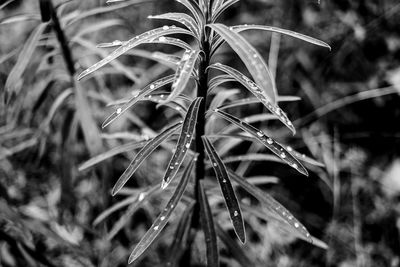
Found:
<box><xmin>77</xmin><ymin>0</ymin><xmax>331</xmax><ymax>265</ymax></box>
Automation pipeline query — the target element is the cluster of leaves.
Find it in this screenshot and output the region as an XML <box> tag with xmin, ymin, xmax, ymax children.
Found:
<box><xmin>76</xmin><ymin>0</ymin><xmax>330</xmax><ymax>265</ymax></box>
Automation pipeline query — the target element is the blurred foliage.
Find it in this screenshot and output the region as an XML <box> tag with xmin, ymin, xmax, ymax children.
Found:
<box><xmin>1</xmin><ymin>0</ymin><xmax>400</xmax><ymax>266</ymax></box>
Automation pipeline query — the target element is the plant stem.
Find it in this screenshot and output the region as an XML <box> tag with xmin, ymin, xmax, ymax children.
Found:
<box><xmin>179</xmin><ymin>9</ymin><xmax>212</xmax><ymax>266</ymax></box>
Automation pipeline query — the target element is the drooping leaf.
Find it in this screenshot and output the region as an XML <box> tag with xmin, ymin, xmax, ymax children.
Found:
<box><xmin>198</xmin><ymin>180</ymin><xmax>219</xmax><ymax>267</ymax></box>
<box><xmin>77</xmin><ymin>26</ymin><xmax>194</xmax><ymax>80</ymax></box>
<box><xmin>212</xmin><ymin>0</ymin><xmax>239</xmax><ymax>21</ymax></box>
<box><xmin>78</xmin><ymin>140</ymin><xmax>148</xmax><ymax>171</ymax></box>
<box><xmin>97</xmin><ymin>36</ymin><xmax>192</xmax><ymax>51</ymax></box>
<box><xmin>207</xmin><ymin>74</ymin><xmax>235</xmax><ymax>92</ymax></box>
<box><xmin>128</xmin><ymin>157</ymin><xmax>195</xmax><ymax>264</ymax></box>
<box><xmin>211</xmin><ymin>0</ymin><xmax>224</xmax><ymax>15</ymax></box>
<box><xmin>209</xmin><ymin>89</ymin><xmax>240</xmax><ymax>112</ymax></box>
<box><xmin>202</xmin><ymin>136</ymin><xmax>246</xmax><ymax>243</ymax></box>
<box><xmin>112</xmin><ymin>122</ymin><xmax>182</xmax><ymax>196</ymax></box>
<box><xmin>208</xmin><ymin>23</ymin><xmax>277</xmax><ymax>103</ymax></box>
<box><xmin>210</xmin><ymin>63</ymin><xmax>296</xmax><ymax>134</ymax></box>
<box><xmin>227</xmin><ymin>170</ymin><xmax>313</xmax><ymax>243</ymax></box>
<box><xmin>231</xmin><ymin>24</ymin><xmax>330</xmax><ymax>49</ymax></box>
<box><xmin>161</xmin><ymin>97</ymin><xmax>203</xmax><ymax>189</ymax></box>
<box><xmin>216</xmin><ymin>96</ymin><xmax>301</xmax><ymax>111</ymax></box>
<box><xmin>148</xmin><ymin>13</ymin><xmax>200</xmax><ymax>38</ymax></box>
<box><xmin>214</xmin><ymin>110</ymin><xmax>308</xmax><ymax>176</ymax></box>
<box><xmin>102</xmin><ymin>75</ymin><xmax>175</xmax><ymax>128</ymax></box>
<box><xmin>165</xmin><ymin>203</ymin><xmax>195</xmax><ymax>267</ymax></box>
<box><xmin>163</xmin><ymin>49</ymin><xmax>200</xmax><ymax>103</ymax></box>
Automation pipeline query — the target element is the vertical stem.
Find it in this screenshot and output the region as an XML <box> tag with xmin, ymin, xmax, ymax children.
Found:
<box><xmin>179</xmin><ymin>6</ymin><xmax>212</xmax><ymax>266</ymax></box>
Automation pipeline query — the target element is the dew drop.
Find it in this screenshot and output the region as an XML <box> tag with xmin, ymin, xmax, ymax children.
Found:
<box><xmin>266</xmin><ymin>138</ymin><xmax>273</xmax><ymax>145</ymax></box>
<box><xmin>213</xmin><ymin>162</ymin><xmax>217</xmax><ymax>167</ymax></box>
<box><xmin>185</xmin><ymin>143</ymin><xmax>190</xmax><ymax>149</ymax></box>
<box><xmin>292</xmin><ymin>163</ymin><xmax>298</xmax><ymax>169</ymax></box>
<box><xmin>116</xmin><ymin>108</ymin><xmax>122</xmax><ymax>114</ymax></box>
<box><xmin>138</xmin><ymin>192</ymin><xmax>146</xmax><ymax>201</ymax></box>
<box><xmin>234</xmin><ymin>211</ymin><xmax>239</xmax><ymax>216</ymax></box>
<box><xmin>257</xmin><ymin>131</ymin><xmax>264</xmax><ymax>137</ymax></box>
<box><xmin>163</xmin><ymin>26</ymin><xmax>169</xmax><ymax>30</ymax></box>
<box><xmin>154</xmin><ymin>225</ymin><xmax>159</xmax><ymax>230</ymax></box>
<box><xmin>150</xmin><ymin>84</ymin><xmax>155</xmax><ymax>89</ymax></box>
<box><xmin>280</xmin><ymin>153</ymin><xmax>286</xmax><ymax>159</ymax></box>
<box><xmin>159</xmin><ymin>36</ymin><xmax>166</xmax><ymax>42</ymax></box>
<box><xmin>287</xmin><ymin>146</ymin><xmax>293</xmax><ymax>152</ymax></box>
<box><xmin>294</xmin><ymin>223</ymin><xmax>299</xmax><ymax>228</ymax></box>
<box><xmin>170</xmin><ymin>166</ymin><xmax>174</xmax><ymax>169</ymax></box>
<box><xmin>160</xmin><ymin>216</ymin><xmax>166</xmax><ymax>221</ymax></box>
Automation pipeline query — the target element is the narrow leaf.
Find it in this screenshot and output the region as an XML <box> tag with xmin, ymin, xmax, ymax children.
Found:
<box><xmin>128</xmin><ymin>157</ymin><xmax>195</xmax><ymax>264</ymax></box>
<box><xmin>97</xmin><ymin>36</ymin><xmax>192</xmax><ymax>51</ymax></box>
<box><xmin>202</xmin><ymin>136</ymin><xmax>246</xmax><ymax>243</ymax></box>
<box><xmin>5</xmin><ymin>23</ymin><xmax>47</xmax><ymax>100</ymax></box>
<box><xmin>198</xmin><ymin>181</ymin><xmax>219</xmax><ymax>267</ymax></box>
<box><xmin>161</xmin><ymin>97</ymin><xmax>203</xmax><ymax>189</ymax></box>
<box><xmin>231</xmin><ymin>24</ymin><xmax>330</xmax><ymax>49</ymax></box>
<box><xmin>208</xmin><ymin>23</ymin><xmax>277</xmax><ymax>103</ymax></box>
<box><xmin>227</xmin><ymin>170</ymin><xmax>313</xmax><ymax>243</ymax></box>
<box><xmin>78</xmin><ymin>140</ymin><xmax>148</xmax><ymax>171</ymax></box>
<box><xmin>102</xmin><ymin>75</ymin><xmax>175</xmax><ymax>128</ymax></box>
<box><xmin>212</xmin><ymin>0</ymin><xmax>240</xmax><ymax>22</ymax></box>
<box><xmin>77</xmin><ymin>26</ymin><xmax>194</xmax><ymax>80</ymax></box>
<box><xmin>148</xmin><ymin>13</ymin><xmax>200</xmax><ymax>38</ymax></box>
<box><xmin>175</xmin><ymin>0</ymin><xmax>204</xmax><ymax>26</ymax></box>
<box><xmin>164</xmin><ymin>49</ymin><xmax>200</xmax><ymax>103</ymax></box>
<box><xmin>214</xmin><ymin>110</ymin><xmax>308</xmax><ymax>176</ymax></box>
<box><xmin>112</xmin><ymin>122</ymin><xmax>182</xmax><ymax>196</ymax></box>
<box><xmin>165</xmin><ymin>203</ymin><xmax>195</xmax><ymax>267</ymax></box>
<box><xmin>210</xmin><ymin>63</ymin><xmax>295</xmax><ymax>134</ymax></box>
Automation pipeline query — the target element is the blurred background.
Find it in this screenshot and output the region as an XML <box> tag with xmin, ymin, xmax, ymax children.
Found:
<box><xmin>1</xmin><ymin>0</ymin><xmax>400</xmax><ymax>266</ymax></box>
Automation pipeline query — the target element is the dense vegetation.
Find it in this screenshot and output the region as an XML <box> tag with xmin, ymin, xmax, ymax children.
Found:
<box><xmin>1</xmin><ymin>0</ymin><xmax>399</xmax><ymax>266</ymax></box>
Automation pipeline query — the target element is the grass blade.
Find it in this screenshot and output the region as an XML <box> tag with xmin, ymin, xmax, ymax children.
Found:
<box><xmin>112</xmin><ymin>122</ymin><xmax>182</xmax><ymax>196</ymax></box>
<box><xmin>77</xmin><ymin>26</ymin><xmax>194</xmax><ymax>80</ymax></box>
<box><xmin>202</xmin><ymin>136</ymin><xmax>246</xmax><ymax>243</ymax></box>
<box><xmin>5</xmin><ymin>23</ymin><xmax>47</xmax><ymax>102</ymax></box>
<box><xmin>164</xmin><ymin>50</ymin><xmax>200</xmax><ymax>103</ymax></box>
<box><xmin>208</xmin><ymin>23</ymin><xmax>277</xmax><ymax>103</ymax></box>
<box><xmin>165</xmin><ymin>203</ymin><xmax>195</xmax><ymax>267</ymax></box>
<box><xmin>161</xmin><ymin>97</ymin><xmax>203</xmax><ymax>189</ymax></box>
<box><xmin>128</xmin><ymin>157</ymin><xmax>195</xmax><ymax>264</ymax></box>
<box><xmin>210</xmin><ymin>63</ymin><xmax>296</xmax><ymax>134</ymax></box>
<box><xmin>227</xmin><ymin>170</ymin><xmax>313</xmax><ymax>244</ymax></box>
<box><xmin>78</xmin><ymin>140</ymin><xmax>148</xmax><ymax>171</ymax></box>
<box><xmin>102</xmin><ymin>75</ymin><xmax>175</xmax><ymax>128</ymax></box>
<box><xmin>214</xmin><ymin>110</ymin><xmax>308</xmax><ymax>176</ymax></box>
<box><xmin>198</xmin><ymin>180</ymin><xmax>219</xmax><ymax>267</ymax></box>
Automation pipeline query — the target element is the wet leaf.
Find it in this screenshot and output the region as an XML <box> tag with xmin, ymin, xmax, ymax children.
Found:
<box><xmin>112</xmin><ymin>122</ymin><xmax>182</xmax><ymax>196</ymax></box>
<box><xmin>214</xmin><ymin>110</ymin><xmax>308</xmax><ymax>176</ymax></box>
<box><xmin>128</xmin><ymin>157</ymin><xmax>195</xmax><ymax>264</ymax></box>
<box><xmin>102</xmin><ymin>75</ymin><xmax>175</xmax><ymax>128</ymax></box>
<box><xmin>164</xmin><ymin>50</ymin><xmax>200</xmax><ymax>103</ymax></box>
<box><xmin>97</xmin><ymin>36</ymin><xmax>192</xmax><ymax>51</ymax></box>
<box><xmin>227</xmin><ymin>170</ymin><xmax>313</xmax><ymax>243</ymax></box>
<box><xmin>198</xmin><ymin>181</ymin><xmax>219</xmax><ymax>267</ymax></box>
<box><xmin>202</xmin><ymin>136</ymin><xmax>246</xmax><ymax>243</ymax></box>
<box><xmin>161</xmin><ymin>97</ymin><xmax>203</xmax><ymax>189</ymax></box>
<box><xmin>77</xmin><ymin>26</ymin><xmax>194</xmax><ymax>80</ymax></box>
<box><xmin>148</xmin><ymin>13</ymin><xmax>200</xmax><ymax>38</ymax></box>
<box><xmin>208</xmin><ymin>23</ymin><xmax>277</xmax><ymax>103</ymax></box>
<box><xmin>210</xmin><ymin>63</ymin><xmax>296</xmax><ymax>134</ymax></box>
